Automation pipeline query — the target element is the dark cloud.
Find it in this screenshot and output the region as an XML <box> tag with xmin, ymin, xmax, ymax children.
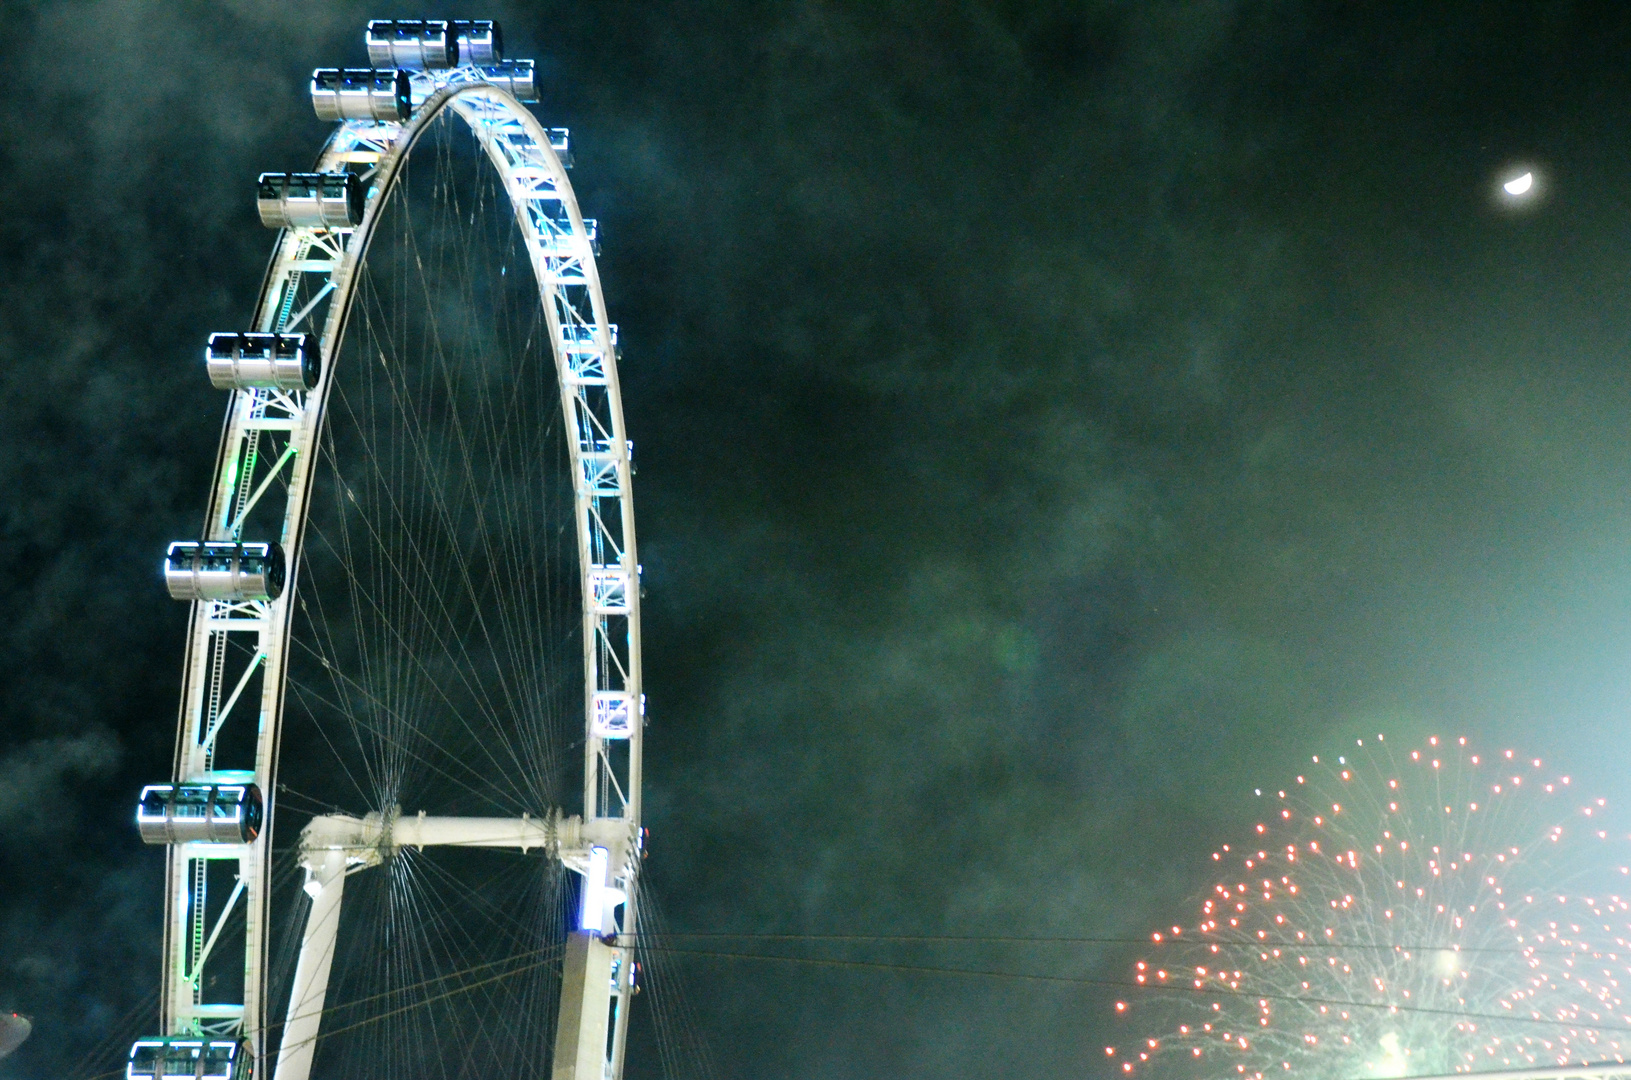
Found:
<box><xmin>0</xmin><ymin>730</ymin><xmax>120</xmax><ymax>844</ymax></box>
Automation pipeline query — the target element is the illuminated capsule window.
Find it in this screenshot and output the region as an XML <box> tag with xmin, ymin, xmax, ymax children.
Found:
<box><xmin>136</xmin><ymin>784</ymin><xmax>262</xmax><ymax>845</ymax></box>
<box><xmin>366</xmin><ymin>18</ymin><xmax>454</xmax><ymax>69</ymax></box>
<box><xmin>126</xmin><ymin>1038</ymin><xmax>249</xmax><ymax>1080</ymax></box>
<box><xmin>559</xmin><ymin>323</ymin><xmax>618</xmax><ymax>354</ymax></box>
<box><xmin>560</xmin><ymin>324</ymin><xmax>596</xmax><ymax>353</ymax></box>
<box><xmin>164</xmin><ymin>541</ymin><xmax>286</xmax><ymax>602</ymax></box>
<box><xmin>206</xmin><ymin>332</ymin><xmax>318</xmax><ymax>391</ymax></box>
<box><xmin>452</xmin><ymin>19</ymin><xmax>502</xmax><ymax>65</ymax></box>
<box><xmin>476</xmin><ymin>59</ymin><xmax>539</xmax><ymax>103</ymax></box>
<box><xmin>256</xmin><ymin>172</ymin><xmax>363</xmax><ymax>230</ymax></box>
<box><xmin>310</xmin><ymin>68</ymin><xmax>411</xmax><ymax>123</ymax></box>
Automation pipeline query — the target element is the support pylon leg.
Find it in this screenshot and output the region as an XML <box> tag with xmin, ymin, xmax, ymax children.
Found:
<box><xmin>275</xmin><ymin>851</ymin><xmax>346</xmax><ymax>1080</ymax></box>
<box><xmin>552</xmin><ymin>930</ymin><xmax>614</xmax><ymax>1080</ymax></box>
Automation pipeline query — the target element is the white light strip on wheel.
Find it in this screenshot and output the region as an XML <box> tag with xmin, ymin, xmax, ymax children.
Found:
<box><xmin>581</xmin><ymin>845</ymin><xmax>609</xmax><ymax>933</ymax></box>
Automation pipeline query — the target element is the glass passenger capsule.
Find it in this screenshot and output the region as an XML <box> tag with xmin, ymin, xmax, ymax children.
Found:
<box><xmin>126</xmin><ymin>1037</ymin><xmax>249</xmax><ymax>1080</ymax></box>
<box><xmin>362</xmin><ymin>19</ymin><xmax>501</xmax><ymax>68</ymax></box>
<box><xmin>366</xmin><ymin>19</ymin><xmax>455</xmax><ymax>69</ymax></box>
<box><xmin>205</xmin><ymin>332</ymin><xmax>318</xmax><ymax>391</ymax></box>
<box><xmin>164</xmin><ymin>541</ymin><xmax>286</xmax><ymax>602</ymax></box>
<box><xmin>476</xmin><ymin>60</ymin><xmax>538</xmax><ymax>103</ymax></box>
<box><xmin>452</xmin><ymin>20</ymin><xmax>503</xmax><ymax>65</ymax></box>
<box><xmin>136</xmin><ymin>783</ymin><xmax>263</xmax><ymax>844</ymax></box>
<box><xmin>256</xmin><ymin>171</ymin><xmax>364</xmax><ymax>230</ymax></box>
<box><xmin>310</xmin><ymin>68</ymin><xmax>411</xmax><ymax>122</ymax></box>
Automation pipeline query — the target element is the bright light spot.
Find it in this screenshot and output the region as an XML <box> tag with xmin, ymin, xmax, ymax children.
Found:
<box><xmin>581</xmin><ymin>845</ymin><xmax>608</xmax><ymax>932</ymax></box>
<box><xmin>1504</xmin><ymin>172</ymin><xmax>1534</xmax><ymax>195</ymax></box>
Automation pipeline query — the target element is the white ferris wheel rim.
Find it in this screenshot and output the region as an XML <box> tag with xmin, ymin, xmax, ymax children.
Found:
<box><xmin>161</xmin><ymin>72</ymin><xmax>643</xmax><ymax>1080</ymax></box>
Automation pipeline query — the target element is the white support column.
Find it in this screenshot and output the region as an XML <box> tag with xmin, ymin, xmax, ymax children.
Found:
<box><xmin>275</xmin><ymin>848</ymin><xmax>346</xmax><ymax>1080</ymax></box>
<box><xmin>552</xmin><ymin>931</ymin><xmax>614</xmax><ymax>1080</ymax></box>
<box><xmin>272</xmin><ymin>810</ymin><xmax>627</xmax><ymax>1080</ymax></box>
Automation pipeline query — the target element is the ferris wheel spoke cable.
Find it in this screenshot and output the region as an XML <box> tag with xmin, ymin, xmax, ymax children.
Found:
<box><xmin>289</xmin><ymin>516</ymin><xmax>544</xmax><ymax>812</ymax></box>
<box><xmin>347</xmin><ymin>220</ymin><xmax>518</xmax><ymax>683</ymax></box>
<box><xmin>283</xmin><ymin>680</ymin><xmax>373</xmax><ymax>813</ymax></box>
<box><xmin>335</xmin><ymin>267</ymin><xmax>564</xmax><ymax>798</ymax></box>
<box><xmin>86</xmin><ymin>894</ymin><xmax>551</xmax><ymax>1076</ymax></box>
<box><xmin>316</xmin><ymin>382</ymin><xmax>506</xmax><ymax>733</ymax></box>
<box><xmin>259</xmin><ymin>940</ymin><xmax>562</xmax><ymax>1064</ymax></box>
<box><xmin>283</xmin><ymin>660</ymin><xmax>532</xmax><ymax>819</ymax></box>
<box><xmin>403</xmin><ymin>847</ymin><xmax>552</xmax><ymax>940</ymax></box>
<box><xmin>79</xmin><ymin>945</ymin><xmax>556</xmax><ymax>1080</ymax></box>
<box><xmin>273</xmin><ymin>786</ymin><xmax>354</xmax><ymax>819</ymax></box>
<box><xmin>285</xmin><ymin>628</ymin><xmax>514</xmax><ymax>811</ymax></box>
<box><xmin>301</xmin><ymin>394</ymin><xmax>548</xmax><ymax>805</ymax></box>
<box><xmin>395</xmin><ymin>862</ymin><xmax>528</xmax><ymax>968</ymax></box>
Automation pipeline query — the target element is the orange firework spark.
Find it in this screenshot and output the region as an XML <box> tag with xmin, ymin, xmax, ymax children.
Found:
<box><xmin>1107</xmin><ymin>735</ymin><xmax>1631</xmax><ymax>1079</ymax></box>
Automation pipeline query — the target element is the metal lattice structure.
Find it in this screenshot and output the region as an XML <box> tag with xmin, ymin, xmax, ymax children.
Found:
<box><xmin>135</xmin><ymin>20</ymin><xmax>642</xmax><ymax>1080</ymax></box>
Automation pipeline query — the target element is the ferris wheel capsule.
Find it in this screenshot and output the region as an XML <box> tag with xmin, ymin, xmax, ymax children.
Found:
<box><xmin>366</xmin><ymin>19</ymin><xmax>455</xmax><ymax>69</ymax></box>
<box><xmin>163</xmin><ymin>541</ymin><xmax>285</xmax><ymax>602</ymax></box>
<box><xmin>475</xmin><ymin>60</ymin><xmax>538</xmax><ymax>102</ymax></box>
<box><xmin>125</xmin><ymin>1038</ymin><xmax>250</xmax><ymax>1080</ymax></box>
<box><xmin>206</xmin><ymin>332</ymin><xmax>319</xmax><ymax>390</ymax></box>
<box><xmin>309</xmin><ymin>68</ymin><xmax>411</xmax><ymax>123</ymax></box>
<box><xmin>451</xmin><ymin>20</ymin><xmax>502</xmax><ymax>64</ymax></box>
<box><xmin>256</xmin><ymin>172</ymin><xmax>364</xmax><ymax>230</ymax></box>
<box><xmin>136</xmin><ymin>783</ymin><xmax>263</xmax><ymax>845</ymax></box>
<box><xmin>363</xmin><ymin>19</ymin><xmax>502</xmax><ymax>69</ymax></box>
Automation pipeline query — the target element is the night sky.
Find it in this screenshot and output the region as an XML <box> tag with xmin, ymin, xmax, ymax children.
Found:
<box><xmin>6</xmin><ymin>2</ymin><xmax>1631</xmax><ymax>1078</ymax></box>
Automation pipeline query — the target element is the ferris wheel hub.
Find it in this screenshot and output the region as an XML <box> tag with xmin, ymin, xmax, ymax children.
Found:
<box><xmin>294</xmin><ymin>808</ymin><xmax>637</xmax><ymax>873</ymax></box>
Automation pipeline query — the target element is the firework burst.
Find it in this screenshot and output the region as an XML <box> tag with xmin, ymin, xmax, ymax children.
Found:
<box><xmin>1109</xmin><ymin>735</ymin><xmax>1631</xmax><ymax>1079</ymax></box>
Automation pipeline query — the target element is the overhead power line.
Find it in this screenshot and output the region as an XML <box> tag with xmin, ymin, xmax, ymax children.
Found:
<box><xmin>628</xmin><ymin>930</ymin><xmax>1576</xmax><ymax>954</ymax></box>
<box><xmin>638</xmin><ymin>944</ymin><xmax>1631</xmax><ymax>1035</ymax></box>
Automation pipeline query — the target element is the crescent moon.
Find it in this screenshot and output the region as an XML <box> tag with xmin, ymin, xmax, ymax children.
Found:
<box><xmin>1503</xmin><ymin>172</ymin><xmax>1534</xmax><ymax>196</ymax></box>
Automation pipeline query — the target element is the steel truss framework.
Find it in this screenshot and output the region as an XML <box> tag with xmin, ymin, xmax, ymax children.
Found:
<box><xmin>158</xmin><ymin>59</ymin><xmax>642</xmax><ymax>1080</ymax></box>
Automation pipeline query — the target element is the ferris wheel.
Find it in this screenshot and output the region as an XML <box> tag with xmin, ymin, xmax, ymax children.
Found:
<box><xmin>127</xmin><ymin>19</ymin><xmax>644</xmax><ymax>1080</ymax></box>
